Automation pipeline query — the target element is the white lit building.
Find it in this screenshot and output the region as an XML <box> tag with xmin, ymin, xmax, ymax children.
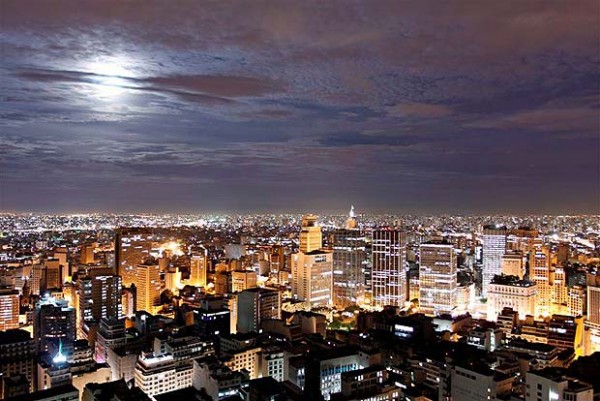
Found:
<box><xmin>371</xmin><ymin>229</ymin><xmax>406</xmax><ymax>307</ymax></box>
<box><xmin>487</xmin><ymin>275</ymin><xmax>537</xmax><ymax>321</ymax></box>
<box><xmin>482</xmin><ymin>226</ymin><xmax>507</xmax><ymax>297</ymax></box>
<box><xmin>419</xmin><ymin>241</ymin><xmax>457</xmax><ymax>315</ymax></box>
<box><xmin>134</xmin><ymin>353</ymin><xmax>192</xmax><ymax>397</ymax></box>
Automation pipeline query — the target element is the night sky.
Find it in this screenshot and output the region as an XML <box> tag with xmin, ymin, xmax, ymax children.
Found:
<box><xmin>1</xmin><ymin>1</ymin><xmax>599</xmax><ymax>214</ymax></box>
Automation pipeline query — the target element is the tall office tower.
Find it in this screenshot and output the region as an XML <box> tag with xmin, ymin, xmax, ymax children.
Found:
<box><xmin>419</xmin><ymin>240</ymin><xmax>458</xmax><ymax>315</ymax></box>
<box><xmin>0</xmin><ymin>287</ymin><xmax>20</xmax><ymax>331</ymax></box>
<box><xmin>133</xmin><ymin>263</ymin><xmax>161</xmax><ymax>314</ymax></box>
<box><xmin>44</xmin><ymin>258</ymin><xmax>66</xmax><ymax>290</ymax></box>
<box><xmin>164</xmin><ymin>268</ymin><xmax>181</xmax><ymax>292</ymax></box>
<box><xmin>0</xmin><ymin>330</ymin><xmax>36</xmax><ymax>394</ymax></box>
<box><xmin>231</xmin><ymin>270</ymin><xmax>258</xmax><ymax>292</ymax></box>
<box><xmin>114</xmin><ymin>228</ymin><xmax>157</xmax><ymax>287</ymax></box>
<box><xmin>292</xmin><ymin>250</ymin><xmax>334</xmax><ymax>307</ymax></box>
<box><xmin>331</xmin><ymin>228</ymin><xmax>368</xmax><ymax>308</ymax></box>
<box><xmin>506</xmin><ymin>227</ymin><xmax>538</xmax><ymax>253</ymax></box>
<box><xmin>553</xmin><ymin>266</ymin><xmax>568</xmax><ymax>305</ymax></box>
<box><xmin>482</xmin><ymin>225</ymin><xmax>507</xmax><ymax>297</ymax></box>
<box><xmin>79</xmin><ymin>243</ymin><xmax>95</xmax><ymax>265</ymax></box>
<box><xmin>530</xmin><ymin>247</ymin><xmax>553</xmax><ymax>317</ymax></box>
<box><xmin>189</xmin><ymin>251</ymin><xmax>208</xmax><ymax>288</ymax></box>
<box><xmin>236</xmin><ymin>288</ymin><xmax>281</xmax><ymax>333</ymax></box>
<box><xmin>587</xmin><ymin>284</ymin><xmax>600</xmax><ymax>353</ymax></box>
<box><xmin>76</xmin><ymin>275</ymin><xmax>122</xmax><ymax>339</ymax></box>
<box><xmin>299</xmin><ymin>214</ymin><xmax>322</xmax><ymax>253</ymax></box>
<box><xmin>30</xmin><ymin>265</ymin><xmax>45</xmax><ymax>296</ymax></box>
<box><xmin>501</xmin><ymin>251</ymin><xmax>524</xmax><ymax>278</ymax></box>
<box><xmin>34</xmin><ymin>296</ymin><xmax>76</xmax><ymax>358</ymax></box>
<box><xmin>568</xmin><ymin>286</ymin><xmax>586</xmax><ymax>317</ymax></box>
<box><xmin>371</xmin><ymin>229</ymin><xmax>406</xmax><ymax>307</ymax></box>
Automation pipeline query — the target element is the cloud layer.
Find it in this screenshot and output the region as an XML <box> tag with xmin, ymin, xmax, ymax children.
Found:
<box><xmin>1</xmin><ymin>1</ymin><xmax>599</xmax><ymax>213</ymax></box>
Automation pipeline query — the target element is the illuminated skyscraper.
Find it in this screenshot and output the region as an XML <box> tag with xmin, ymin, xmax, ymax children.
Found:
<box><xmin>133</xmin><ymin>263</ymin><xmax>161</xmax><ymax>314</ymax></box>
<box><xmin>34</xmin><ymin>296</ymin><xmax>76</xmax><ymax>358</ymax></box>
<box><xmin>331</xmin><ymin>228</ymin><xmax>368</xmax><ymax>308</ymax></box>
<box><xmin>529</xmin><ymin>247</ymin><xmax>552</xmax><ymax>317</ymax></box>
<box><xmin>0</xmin><ymin>287</ymin><xmax>20</xmax><ymax>331</ymax></box>
<box><xmin>299</xmin><ymin>214</ymin><xmax>322</xmax><ymax>253</ymax></box>
<box><xmin>189</xmin><ymin>251</ymin><xmax>208</xmax><ymax>288</ymax></box>
<box><xmin>79</xmin><ymin>243</ymin><xmax>95</xmax><ymax>265</ymax></box>
<box><xmin>292</xmin><ymin>250</ymin><xmax>333</xmax><ymax>307</ymax></box>
<box><xmin>76</xmin><ymin>274</ymin><xmax>122</xmax><ymax>339</ymax></box>
<box><xmin>501</xmin><ymin>252</ymin><xmax>524</xmax><ymax>278</ymax></box>
<box><xmin>482</xmin><ymin>225</ymin><xmax>507</xmax><ymax>297</ymax></box>
<box><xmin>231</xmin><ymin>270</ymin><xmax>258</xmax><ymax>292</ymax></box>
<box><xmin>237</xmin><ymin>287</ymin><xmax>281</xmax><ymax>333</ymax></box>
<box><xmin>419</xmin><ymin>240</ymin><xmax>457</xmax><ymax>315</ymax></box>
<box><xmin>371</xmin><ymin>229</ymin><xmax>406</xmax><ymax>307</ymax></box>
<box><xmin>115</xmin><ymin>228</ymin><xmax>157</xmax><ymax>287</ymax></box>
<box><xmin>292</xmin><ymin>214</ymin><xmax>333</xmax><ymax>306</ymax></box>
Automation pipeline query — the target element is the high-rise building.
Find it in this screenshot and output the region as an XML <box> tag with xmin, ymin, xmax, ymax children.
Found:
<box><xmin>482</xmin><ymin>225</ymin><xmax>507</xmax><ymax>297</ymax></box>
<box><xmin>567</xmin><ymin>285</ymin><xmax>586</xmax><ymax>317</ymax></box>
<box><xmin>133</xmin><ymin>263</ymin><xmax>161</xmax><ymax>314</ymax></box>
<box><xmin>553</xmin><ymin>266</ymin><xmax>568</xmax><ymax>305</ymax></box>
<box><xmin>33</xmin><ymin>297</ymin><xmax>76</xmax><ymax>358</ymax></box>
<box><xmin>530</xmin><ymin>247</ymin><xmax>553</xmax><ymax>317</ymax></box>
<box><xmin>189</xmin><ymin>251</ymin><xmax>208</xmax><ymax>288</ymax></box>
<box><xmin>292</xmin><ymin>250</ymin><xmax>333</xmax><ymax>307</ymax></box>
<box><xmin>0</xmin><ymin>330</ymin><xmax>36</xmax><ymax>394</ymax></box>
<box><xmin>76</xmin><ymin>275</ymin><xmax>122</xmax><ymax>339</ymax></box>
<box><xmin>371</xmin><ymin>229</ymin><xmax>406</xmax><ymax>307</ymax></box>
<box><xmin>0</xmin><ymin>287</ymin><xmax>20</xmax><ymax>331</ymax></box>
<box><xmin>236</xmin><ymin>288</ymin><xmax>281</xmax><ymax>333</ymax></box>
<box><xmin>231</xmin><ymin>270</ymin><xmax>258</xmax><ymax>293</ymax></box>
<box><xmin>114</xmin><ymin>228</ymin><xmax>158</xmax><ymax>287</ymax></box>
<box><xmin>419</xmin><ymin>240</ymin><xmax>457</xmax><ymax>315</ymax></box>
<box><xmin>299</xmin><ymin>215</ymin><xmax>322</xmax><ymax>253</ymax></box>
<box><xmin>331</xmin><ymin>228</ymin><xmax>368</xmax><ymax>308</ymax></box>
<box><xmin>501</xmin><ymin>252</ymin><xmax>524</xmax><ymax>278</ymax></box>
<box><xmin>586</xmin><ymin>285</ymin><xmax>600</xmax><ymax>354</ymax></box>
<box><xmin>79</xmin><ymin>243</ymin><xmax>95</xmax><ymax>265</ymax></box>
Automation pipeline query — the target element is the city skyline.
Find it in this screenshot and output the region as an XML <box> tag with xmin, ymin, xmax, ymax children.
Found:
<box><xmin>1</xmin><ymin>1</ymin><xmax>599</xmax><ymax>214</ymax></box>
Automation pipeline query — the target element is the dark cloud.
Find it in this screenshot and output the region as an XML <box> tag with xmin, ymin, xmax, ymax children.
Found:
<box><xmin>0</xmin><ymin>0</ymin><xmax>598</xmax><ymax>213</ymax></box>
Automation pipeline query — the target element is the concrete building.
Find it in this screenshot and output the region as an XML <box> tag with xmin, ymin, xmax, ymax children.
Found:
<box><xmin>331</xmin><ymin>228</ymin><xmax>369</xmax><ymax>309</ymax></box>
<box><xmin>0</xmin><ymin>287</ymin><xmax>20</xmax><ymax>331</ymax></box>
<box><xmin>501</xmin><ymin>252</ymin><xmax>524</xmax><ymax>278</ymax></box>
<box><xmin>189</xmin><ymin>251</ymin><xmax>208</xmax><ymax>288</ymax></box>
<box><xmin>237</xmin><ymin>287</ymin><xmax>281</xmax><ymax>333</ymax></box>
<box><xmin>299</xmin><ymin>214</ymin><xmax>322</xmax><ymax>253</ymax></box>
<box><xmin>133</xmin><ymin>263</ymin><xmax>161</xmax><ymax>314</ymax></box>
<box><xmin>451</xmin><ymin>364</ymin><xmax>513</xmax><ymax>401</ymax></box>
<box><xmin>487</xmin><ymin>274</ymin><xmax>537</xmax><ymax>321</ymax></box>
<box><xmin>0</xmin><ymin>330</ymin><xmax>36</xmax><ymax>394</ymax></box>
<box><xmin>292</xmin><ymin>250</ymin><xmax>334</xmax><ymax>307</ymax></box>
<box><xmin>371</xmin><ymin>229</ymin><xmax>406</xmax><ymax>308</ymax></box>
<box><xmin>192</xmin><ymin>356</ymin><xmax>246</xmax><ymax>401</ymax></box>
<box><xmin>530</xmin><ymin>248</ymin><xmax>553</xmax><ymax>317</ymax></box>
<box><xmin>418</xmin><ymin>241</ymin><xmax>457</xmax><ymax>315</ymax></box>
<box><xmin>5</xmin><ymin>384</ymin><xmax>79</xmax><ymax>401</ymax></box>
<box><xmin>34</xmin><ymin>297</ymin><xmax>76</xmax><ymax>359</ymax></box>
<box><xmin>134</xmin><ymin>353</ymin><xmax>191</xmax><ymax>397</ymax></box>
<box><xmin>305</xmin><ymin>347</ymin><xmax>363</xmax><ymax>400</ymax></box>
<box><xmin>525</xmin><ymin>368</ymin><xmax>593</xmax><ymax>401</ymax></box>
<box><xmin>231</xmin><ymin>270</ymin><xmax>258</xmax><ymax>293</ymax></box>
<box><xmin>482</xmin><ymin>225</ymin><xmax>507</xmax><ymax>297</ymax></box>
